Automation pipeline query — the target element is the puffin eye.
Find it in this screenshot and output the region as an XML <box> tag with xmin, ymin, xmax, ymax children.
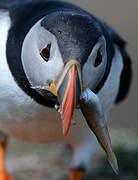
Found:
<box><xmin>94</xmin><ymin>50</ymin><xmax>102</xmax><ymax>67</ymax></box>
<box><xmin>40</xmin><ymin>43</ymin><xmax>51</xmax><ymax>62</ymax></box>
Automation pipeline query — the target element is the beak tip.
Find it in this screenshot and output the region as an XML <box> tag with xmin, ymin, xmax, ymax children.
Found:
<box><xmin>63</xmin><ymin>121</ymin><xmax>70</xmax><ymax>136</ymax></box>
<box><xmin>57</xmin><ymin>60</ymin><xmax>82</xmax><ymax>137</ymax></box>
<box><xmin>63</xmin><ymin>127</ymin><xmax>68</xmax><ymax>136</ymax></box>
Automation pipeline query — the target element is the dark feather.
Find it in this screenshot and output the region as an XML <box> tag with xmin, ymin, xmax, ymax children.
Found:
<box><xmin>4</xmin><ymin>0</ymin><xmax>132</xmax><ymax>106</ymax></box>
<box><xmin>0</xmin><ymin>0</ymin><xmax>16</xmax><ymax>10</ymax></box>
<box><xmin>115</xmin><ymin>48</ymin><xmax>132</xmax><ymax>103</ymax></box>
<box><xmin>103</xmin><ymin>22</ymin><xmax>132</xmax><ymax>103</ymax></box>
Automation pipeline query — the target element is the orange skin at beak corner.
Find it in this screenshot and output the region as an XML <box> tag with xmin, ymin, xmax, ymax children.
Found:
<box><xmin>37</xmin><ymin>60</ymin><xmax>81</xmax><ymax>136</ymax></box>
<box><xmin>61</xmin><ymin>65</ymin><xmax>76</xmax><ymax>136</ymax></box>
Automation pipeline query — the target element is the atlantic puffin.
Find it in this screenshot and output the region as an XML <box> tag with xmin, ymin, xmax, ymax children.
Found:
<box><xmin>0</xmin><ymin>0</ymin><xmax>132</xmax><ymax>179</ymax></box>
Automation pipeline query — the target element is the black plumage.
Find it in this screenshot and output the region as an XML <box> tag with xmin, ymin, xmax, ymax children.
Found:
<box><xmin>0</xmin><ymin>0</ymin><xmax>132</xmax><ymax>106</ymax></box>
<box><xmin>115</xmin><ymin>48</ymin><xmax>132</xmax><ymax>103</ymax></box>
<box><xmin>0</xmin><ymin>1</ymin><xmax>133</xmax><ymax>179</ymax></box>
<box><xmin>102</xmin><ymin>22</ymin><xmax>132</xmax><ymax>103</ymax></box>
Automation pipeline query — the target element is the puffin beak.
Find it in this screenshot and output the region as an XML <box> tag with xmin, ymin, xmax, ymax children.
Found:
<box><xmin>57</xmin><ymin>60</ymin><xmax>82</xmax><ymax>136</ymax></box>
<box><xmin>36</xmin><ymin>60</ymin><xmax>82</xmax><ymax>136</ymax></box>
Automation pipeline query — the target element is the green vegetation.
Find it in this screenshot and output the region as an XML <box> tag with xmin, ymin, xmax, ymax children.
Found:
<box><xmin>86</xmin><ymin>146</ymin><xmax>138</xmax><ymax>180</ymax></box>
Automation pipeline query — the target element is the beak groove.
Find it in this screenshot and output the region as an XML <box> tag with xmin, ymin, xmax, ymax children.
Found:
<box><xmin>33</xmin><ymin>60</ymin><xmax>82</xmax><ymax>136</ymax></box>
<box><xmin>61</xmin><ymin>65</ymin><xmax>76</xmax><ymax>136</ymax></box>
<box><xmin>57</xmin><ymin>60</ymin><xmax>82</xmax><ymax>136</ymax></box>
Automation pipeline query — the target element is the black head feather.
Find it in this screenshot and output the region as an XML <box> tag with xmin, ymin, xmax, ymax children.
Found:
<box><xmin>41</xmin><ymin>11</ymin><xmax>102</xmax><ymax>65</ymax></box>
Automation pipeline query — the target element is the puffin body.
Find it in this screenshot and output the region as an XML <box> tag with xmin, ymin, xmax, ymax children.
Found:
<box><xmin>0</xmin><ymin>0</ymin><xmax>132</xmax><ymax>179</ymax></box>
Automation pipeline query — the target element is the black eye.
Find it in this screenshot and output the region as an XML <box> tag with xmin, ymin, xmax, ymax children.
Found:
<box><xmin>94</xmin><ymin>50</ymin><xmax>102</xmax><ymax>67</ymax></box>
<box><xmin>40</xmin><ymin>43</ymin><xmax>51</xmax><ymax>62</ymax></box>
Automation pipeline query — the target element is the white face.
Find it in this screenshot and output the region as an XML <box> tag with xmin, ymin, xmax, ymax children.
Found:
<box><xmin>82</xmin><ymin>36</ymin><xmax>107</xmax><ymax>90</ymax></box>
<box><xmin>22</xmin><ymin>19</ymin><xmax>107</xmax><ymax>92</ymax></box>
<box><xmin>21</xmin><ymin>19</ymin><xmax>64</xmax><ymax>88</ymax></box>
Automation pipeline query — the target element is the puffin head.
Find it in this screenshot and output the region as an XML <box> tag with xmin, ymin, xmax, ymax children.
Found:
<box><xmin>21</xmin><ymin>11</ymin><xmax>108</xmax><ymax>135</ymax></box>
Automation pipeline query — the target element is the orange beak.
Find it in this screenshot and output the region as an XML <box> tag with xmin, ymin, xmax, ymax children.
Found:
<box><xmin>57</xmin><ymin>60</ymin><xmax>82</xmax><ymax>136</ymax></box>
<box><xmin>37</xmin><ymin>60</ymin><xmax>82</xmax><ymax>136</ymax></box>
<box><xmin>60</xmin><ymin>65</ymin><xmax>76</xmax><ymax>136</ymax></box>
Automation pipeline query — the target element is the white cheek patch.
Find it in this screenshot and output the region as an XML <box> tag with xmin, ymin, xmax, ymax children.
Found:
<box><xmin>21</xmin><ymin>20</ymin><xmax>64</xmax><ymax>87</ymax></box>
<box><xmin>82</xmin><ymin>37</ymin><xmax>107</xmax><ymax>90</ymax></box>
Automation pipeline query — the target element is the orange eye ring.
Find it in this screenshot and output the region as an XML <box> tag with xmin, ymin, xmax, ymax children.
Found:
<box><xmin>40</xmin><ymin>43</ymin><xmax>51</xmax><ymax>62</ymax></box>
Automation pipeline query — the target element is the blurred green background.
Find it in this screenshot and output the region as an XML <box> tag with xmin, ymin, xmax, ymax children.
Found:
<box><xmin>5</xmin><ymin>0</ymin><xmax>138</xmax><ymax>180</ymax></box>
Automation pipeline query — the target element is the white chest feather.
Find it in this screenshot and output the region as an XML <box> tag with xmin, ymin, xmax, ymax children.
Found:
<box><xmin>0</xmin><ymin>12</ymin><xmax>41</xmax><ymax>120</ymax></box>
<box><xmin>0</xmin><ymin>12</ymin><xmax>57</xmax><ymax>140</ymax></box>
<box><xmin>0</xmin><ymin>11</ymin><xmax>123</xmax><ymax>143</ymax></box>
<box><xmin>0</xmin><ymin>12</ymin><xmax>91</xmax><ymax>143</ymax></box>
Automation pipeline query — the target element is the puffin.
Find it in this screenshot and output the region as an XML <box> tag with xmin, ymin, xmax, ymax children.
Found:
<box><xmin>0</xmin><ymin>0</ymin><xmax>132</xmax><ymax>180</ymax></box>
